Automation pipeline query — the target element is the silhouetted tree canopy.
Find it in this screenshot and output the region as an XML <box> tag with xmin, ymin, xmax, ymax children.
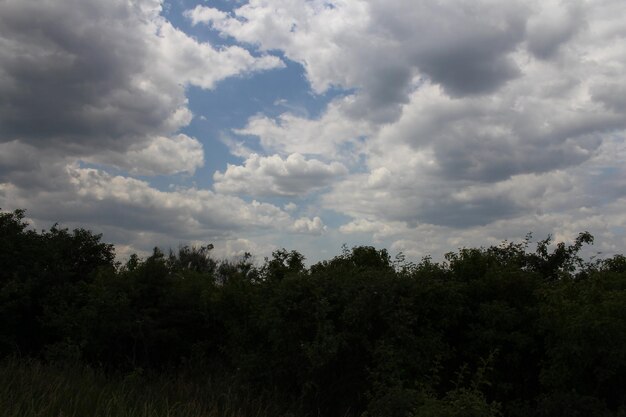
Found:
<box><xmin>1</xmin><ymin>208</ymin><xmax>626</xmax><ymax>416</ymax></box>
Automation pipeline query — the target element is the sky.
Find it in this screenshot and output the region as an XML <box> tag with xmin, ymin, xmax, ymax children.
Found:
<box><xmin>1</xmin><ymin>0</ymin><xmax>626</xmax><ymax>263</ymax></box>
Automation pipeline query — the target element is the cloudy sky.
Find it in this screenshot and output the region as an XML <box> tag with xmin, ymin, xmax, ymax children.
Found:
<box><xmin>1</xmin><ymin>0</ymin><xmax>626</xmax><ymax>262</ymax></box>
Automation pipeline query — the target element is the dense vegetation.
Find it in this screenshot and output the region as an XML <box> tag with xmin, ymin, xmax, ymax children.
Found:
<box><xmin>2</xmin><ymin>208</ymin><xmax>626</xmax><ymax>417</ymax></box>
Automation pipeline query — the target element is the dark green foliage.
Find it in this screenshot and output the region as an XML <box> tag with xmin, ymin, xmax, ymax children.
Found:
<box><xmin>0</xmin><ymin>209</ymin><xmax>116</xmax><ymax>357</ymax></box>
<box><xmin>2</xmin><ymin>208</ymin><xmax>626</xmax><ymax>416</ymax></box>
<box><xmin>538</xmin><ymin>266</ymin><xmax>626</xmax><ymax>412</ymax></box>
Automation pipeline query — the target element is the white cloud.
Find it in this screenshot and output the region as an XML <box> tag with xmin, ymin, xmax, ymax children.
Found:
<box><xmin>310</xmin><ymin>0</ymin><xmax>626</xmax><ymax>241</ymax></box>
<box><xmin>1</xmin><ymin>165</ymin><xmax>294</xmax><ymax>239</ymax></box>
<box><xmin>214</xmin><ymin>153</ymin><xmax>347</xmax><ymax>196</ymax></box>
<box><xmin>331</xmin><ymin>134</ymin><xmax>626</xmax><ymax>259</ymax></box>
<box><xmin>0</xmin><ymin>0</ymin><xmax>283</xmax><ymax>170</ymax></box>
<box><xmin>188</xmin><ymin>0</ymin><xmax>530</xmax><ymax>122</ymax></box>
<box><xmin>339</xmin><ymin>218</ymin><xmax>404</xmax><ymax>241</ymax></box>
<box><xmin>0</xmin><ymin>162</ymin><xmax>339</xmax><ymax>261</ymax></box>
<box><xmin>291</xmin><ymin>216</ymin><xmax>327</xmax><ymax>235</ymax></box>
<box><xmin>525</xmin><ymin>1</ymin><xmax>583</xmax><ymax>59</ymax></box>
<box><xmin>155</xmin><ymin>19</ymin><xmax>284</xmax><ymax>90</ymax></box>
<box><xmin>84</xmin><ymin>134</ymin><xmax>205</xmax><ymax>175</ymax></box>
<box><xmin>0</xmin><ymin>0</ymin><xmax>294</xmax><ymax>257</ymax></box>
<box><xmin>210</xmin><ymin>238</ymin><xmax>271</xmax><ymax>260</ymax></box>
<box><xmin>234</xmin><ymin>96</ymin><xmax>373</xmax><ymax>156</ymax></box>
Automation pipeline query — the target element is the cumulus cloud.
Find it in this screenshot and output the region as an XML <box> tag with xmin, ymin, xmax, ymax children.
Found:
<box><xmin>214</xmin><ymin>153</ymin><xmax>347</xmax><ymax>196</ymax></box>
<box><xmin>207</xmin><ymin>0</ymin><xmax>625</xmax><ymax>173</ymax></box>
<box><xmin>325</xmin><ymin>172</ymin><xmax>527</xmax><ymax>229</ymax></box>
<box><xmin>339</xmin><ymin>218</ymin><xmax>403</xmax><ymax>240</ymax></box>
<box><xmin>210</xmin><ymin>0</ymin><xmax>626</xmax><ymax>256</ymax></box>
<box><xmin>366</xmin><ymin>81</ymin><xmax>622</xmax><ymax>183</ymax></box>
<box><xmin>155</xmin><ymin>19</ymin><xmax>284</xmax><ymax>90</ymax></box>
<box><xmin>233</xmin><ymin>96</ymin><xmax>373</xmax><ymax>156</ymax></box>
<box><xmin>0</xmin><ymin>0</ymin><xmax>292</xmax><ymax>256</ymax></box>
<box><xmin>0</xmin><ymin>0</ymin><xmax>282</xmax><ymax>162</ymax></box>
<box><xmin>0</xmin><ymin>142</ymin><xmax>74</xmax><ymax>191</ymax></box>
<box><xmin>330</xmin><ymin>136</ymin><xmax>626</xmax><ymax>257</ymax></box>
<box><xmin>84</xmin><ymin>134</ymin><xmax>205</xmax><ymax>176</ymax></box>
<box><xmin>526</xmin><ymin>1</ymin><xmax>583</xmax><ymax>59</ymax></box>
<box><xmin>591</xmin><ymin>81</ymin><xmax>626</xmax><ymax>113</ymax></box>
<box><xmin>291</xmin><ymin>216</ymin><xmax>327</xmax><ymax>235</ymax></box>
<box><xmin>188</xmin><ymin>0</ymin><xmax>529</xmax><ymax>121</ymax></box>
<box><xmin>308</xmin><ymin>0</ymin><xmax>626</xmax><ymax>238</ymax></box>
<box><xmin>1</xmin><ymin>165</ymin><xmax>293</xmax><ymax>239</ymax></box>
<box><xmin>325</xmin><ymin>125</ymin><xmax>625</xmax><ymax>229</ymax></box>
<box><xmin>284</xmin><ymin>202</ymin><xmax>298</xmax><ymax>212</ymax></box>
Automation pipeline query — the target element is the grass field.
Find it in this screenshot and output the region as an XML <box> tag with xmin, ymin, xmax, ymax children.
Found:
<box><xmin>0</xmin><ymin>358</ymin><xmax>304</xmax><ymax>417</ymax></box>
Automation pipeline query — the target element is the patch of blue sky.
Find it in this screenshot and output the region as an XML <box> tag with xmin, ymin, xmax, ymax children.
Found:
<box><xmin>596</xmin><ymin>166</ymin><xmax>620</xmax><ymax>176</ymax></box>
<box><xmin>166</xmin><ymin>8</ymin><xmax>240</xmax><ymax>49</ymax></box>
<box><xmin>76</xmin><ymin>160</ymin><xmax>123</xmax><ymax>175</ymax></box>
<box><xmin>148</xmin><ymin>2</ymin><xmax>355</xmax><ymax>192</ymax></box>
<box><xmin>584</xmin><ymin>166</ymin><xmax>626</xmax><ymax>207</ymax></box>
<box><xmin>163</xmin><ymin>0</ymin><xmax>240</xmax><ymax>33</ymax></box>
<box><xmin>334</xmin><ymin>140</ymin><xmax>369</xmax><ymax>171</ymax></box>
<box><xmin>611</xmin><ymin>226</ymin><xmax>626</xmax><ymax>235</ymax></box>
<box><xmin>182</xmin><ymin>57</ymin><xmax>349</xmax><ymax>187</ymax></box>
<box><xmin>234</xmin><ymin>191</ymin><xmax>315</xmax><ymax>213</ymax></box>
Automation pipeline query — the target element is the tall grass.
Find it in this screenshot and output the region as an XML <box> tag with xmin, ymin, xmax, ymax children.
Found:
<box><xmin>0</xmin><ymin>358</ymin><xmax>302</xmax><ymax>417</ymax></box>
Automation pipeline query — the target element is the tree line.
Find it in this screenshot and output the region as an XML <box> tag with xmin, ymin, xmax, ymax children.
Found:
<box><xmin>1</xmin><ymin>208</ymin><xmax>626</xmax><ymax>416</ymax></box>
